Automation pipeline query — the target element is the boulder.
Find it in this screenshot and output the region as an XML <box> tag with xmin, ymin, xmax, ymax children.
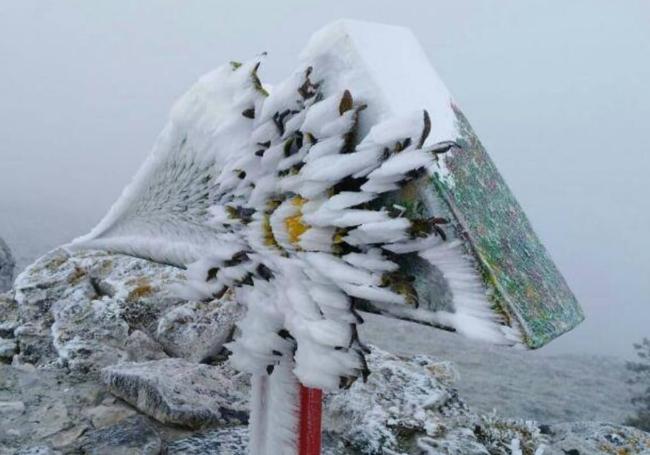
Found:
<box><xmin>325</xmin><ymin>348</ymin><xmax>542</xmax><ymax>454</ymax></box>
<box><xmin>8</xmin><ymin>249</ymin><xmax>239</xmax><ymax>372</ymax></box>
<box><xmin>101</xmin><ymin>358</ymin><xmax>249</xmax><ymax>429</ymax></box>
<box><xmin>155</xmin><ymin>298</ymin><xmax>243</xmax><ymax>363</ymax></box>
<box><xmin>51</xmin><ymin>293</ymin><xmax>131</xmax><ymax>373</ymax></box>
<box><xmin>124</xmin><ymin>329</ymin><xmax>169</xmax><ymax>362</ymax></box>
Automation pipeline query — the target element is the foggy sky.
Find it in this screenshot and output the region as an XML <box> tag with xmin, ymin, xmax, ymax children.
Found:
<box><xmin>1</xmin><ymin>1</ymin><xmax>648</xmax><ymax>358</ymax></box>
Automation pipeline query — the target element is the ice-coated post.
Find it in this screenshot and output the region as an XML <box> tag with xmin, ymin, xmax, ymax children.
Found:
<box><xmin>298</xmin><ymin>385</ymin><xmax>323</xmax><ymax>455</ymax></box>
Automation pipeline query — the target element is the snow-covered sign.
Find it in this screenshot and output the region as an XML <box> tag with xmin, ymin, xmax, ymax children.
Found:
<box><xmin>73</xmin><ymin>20</ymin><xmax>583</xmax><ymax>454</ymax></box>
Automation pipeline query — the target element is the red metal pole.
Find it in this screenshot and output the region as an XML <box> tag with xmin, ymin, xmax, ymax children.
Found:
<box><xmin>298</xmin><ymin>385</ymin><xmax>322</xmax><ymax>455</ymax></box>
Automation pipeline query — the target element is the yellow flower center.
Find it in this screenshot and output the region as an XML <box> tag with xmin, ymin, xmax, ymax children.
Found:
<box><xmin>285</xmin><ymin>197</ymin><xmax>309</xmax><ymax>246</ymax></box>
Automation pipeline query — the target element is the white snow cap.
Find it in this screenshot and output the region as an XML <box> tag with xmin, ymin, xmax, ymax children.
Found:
<box><xmin>301</xmin><ymin>19</ymin><xmax>457</xmax><ymax>144</ymax></box>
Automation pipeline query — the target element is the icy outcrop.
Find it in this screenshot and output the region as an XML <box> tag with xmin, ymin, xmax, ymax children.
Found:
<box><xmin>0</xmin><ymin>236</ymin><xmax>15</xmax><ymax>292</ymax></box>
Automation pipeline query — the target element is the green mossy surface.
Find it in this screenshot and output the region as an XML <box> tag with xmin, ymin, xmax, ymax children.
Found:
<box><xmin>428</xmin><ymin>104</ymin><xmax>584</xmax><ymax>347</ymax></box>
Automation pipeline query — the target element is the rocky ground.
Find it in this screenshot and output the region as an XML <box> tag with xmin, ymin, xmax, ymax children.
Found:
<box><xmin>0</xmin><ymin>249</ymin><xmax>648</xmax><ymax>454</ymax></box>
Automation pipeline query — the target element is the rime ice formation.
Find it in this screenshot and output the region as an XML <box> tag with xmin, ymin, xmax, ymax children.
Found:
<box><xmin>0</xmin><ymin>236</ymin><xmax>15</xmax><ymax>292</ymax></box>
<box><xmin>71</xmin><ymin>20</ymin><xmax>583</xmax><ymax>451</ymax></box>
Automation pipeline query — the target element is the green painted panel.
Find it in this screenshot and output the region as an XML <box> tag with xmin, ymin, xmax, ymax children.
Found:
<box><xmin>432</xmin><ymin>103</ymin><xmax>584</xmax><ymax>347</ymax></box>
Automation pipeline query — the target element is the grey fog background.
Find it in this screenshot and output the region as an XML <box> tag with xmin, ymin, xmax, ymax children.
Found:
<box><xmin>0</xmin><ymin>1</ymin><xmax>648</xmax><ymax>358</ymax></box>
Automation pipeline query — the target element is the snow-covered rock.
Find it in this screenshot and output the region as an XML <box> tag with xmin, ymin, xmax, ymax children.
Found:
<box><xmin>361</xmin><ymin>312</ymin><xmax>639</xmax><ymax>425</ymax></box>
<box><xmin>155</xmin><ymin>298</ymin><xmax>243</xmax><ymax>363</ymax></box>
<box><xmin>101</xmin><ymin>358</ymin><xmax>249</xmax><ymax>429</ymax></box>
<box><xmin>325</xmin><ymin>348</ymin><xmax>494</xmax><ymax>454</ymax></box>
<box><xmin>123</xmin><ymin>330</ymin><xmax>169</xmax><ymax>362</ymax></box>
<box><xmin>0</xmin><ymin>237</ymin><xmax>15</xmax><ymax>292</ymax></box>
<box><xmin>0</xmin><ymin>248</ymin><xmax>647</xmax><ymax>453</ymax></box>
<box><xmin>543</xmin><ymin>422</ymin><xmax>650</xmax><ymax>455</ymax></box>
<box><xmin>5</xmin><ymin>249</ymin><xmax>238</xmax><ymax>370</ymax></box>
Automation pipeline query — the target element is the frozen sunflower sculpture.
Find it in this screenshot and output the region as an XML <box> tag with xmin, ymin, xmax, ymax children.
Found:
<box><xmin>72</xmin><ymin>20</ymin><xmax>583</xmax><ymax>455</ymax></box>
